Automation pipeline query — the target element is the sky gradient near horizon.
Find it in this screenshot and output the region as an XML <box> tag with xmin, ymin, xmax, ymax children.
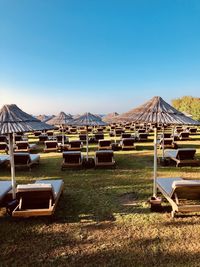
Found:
<box><xmin>0</xmin><ymin>0</ymin><xmax>200</xmax><ymax>115</ymax></box>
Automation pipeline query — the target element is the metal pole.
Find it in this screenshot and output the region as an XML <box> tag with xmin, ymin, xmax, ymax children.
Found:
<box><xmin>8</xmin><ymin>133</ymin><xmax>16</xmax><ymax>199</ymax></box>
<box><xmin>86</xmin><ymin>125</ymin><xmax>89</xmax><ymax>161</ymax></box>
<box><xmin>162</xmin><ymin>126</ymin><xmax>165</xmax><ymax>159</ymax></box>
<box><xmin>153</xmin><ymin>126</ymin><xmax>158</xmax><ymax>197</ymax></box>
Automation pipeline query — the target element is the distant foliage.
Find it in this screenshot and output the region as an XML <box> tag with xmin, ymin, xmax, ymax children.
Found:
<box><xmin>172</xmin><ymin>96</ymin><xmax>200</xmax><ymax>121</ymax></box>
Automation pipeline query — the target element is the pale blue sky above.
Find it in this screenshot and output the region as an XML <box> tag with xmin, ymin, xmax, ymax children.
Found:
<box><xmin>0</xmin><ymin>0</ymin><xmax>200</xmax><ymax>115</ymax></box>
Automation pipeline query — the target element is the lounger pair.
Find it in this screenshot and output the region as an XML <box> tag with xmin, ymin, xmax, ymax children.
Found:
<box><xmin>157</xmin><ymin>177</ymin><xmax>200</xmax><ymax>217</ymax></box>
<box><xmin>164</xmin><ymin>148</ymin><xmax>200</xmax><ymax>167</ymax></box>
<box><xmin>11</xmin><ymin>179</ymin><xmax>64</xmax><ymax>217</ymax></box>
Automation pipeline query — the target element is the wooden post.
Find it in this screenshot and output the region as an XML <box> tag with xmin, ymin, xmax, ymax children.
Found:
<box><xmin>8</xmin><ymin>133</ymin><xmax>16</xmax><ymax>199</ymax></box>
<box><xmin>86</xmin><ymin>125</ymin><xmax>89</xmax><ymax>161</ymax></box>
<box><xmin>153</xmin><ymin>126</ymin><xmax>158</xmax><ymax>197</ymax></box>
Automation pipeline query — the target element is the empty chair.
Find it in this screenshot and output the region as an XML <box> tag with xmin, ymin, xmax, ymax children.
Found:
<box><xmin>14</xmin><ymin>135</ymin><xmax>23</xmax><ymax>142</ymax></box>
<box><xmin>79</xmin><ymin>134</ymin><xmax>87</xmax><ymax>142</ymax></box>
<box><xmin>67</xmin><ymin>140</ymin><xmax>83</xmax><ymax>151</ymax></box>
<box><xmin>69</xmin><ymin>128</ymin><xmax>77</xmax><ymax>134</ymax></box>
<box><xmin>94</xmin><ymin>133</ymin><xmax>104</xmax><ymax>142</ymax></box>
<box><xmin>137</xmin><ymin>129</ymin><xmax>146</xmax><ymax>134</ymax></box>
<box><xmin>157</xmin><ymin>177</ymin><xmax>200</xmax><ymax>217</ymax></box>
<box><xmin>178</xmin><ymin>131</ymin><xmax>190</xmax><ymax>141</ymax></box>
<box><xmin>15</xmin><ymin>141</ymin><xmax>37</xmax><ymax>153</ymax></box>
<box><xmin>61</xmin><ymin>151</ymin><xmax>83</xmax><ymax>169</ymax></box>
<box><xmin>34</xmin><ymin>131</ymin><xmax>42</xmax><ymax>136</ymax></box>
<box><xmin>158</xmin><ymin>138</ymin><xmax>177</xmax><ymax>149</ymax></box>
<box><xmin>120</xmin><ymin>138</ymin><xmax>135</xmax><ymax>150</ymax></box>
<box><xmin>0</xmin><ymin>142</ymin><xmax>8</xmax><ymax>153</ymax></box>
<box><xmin>44</xmin><ymin>141</ymin><xmax>59</xmax><ymax>152</ymax></box>
<box><xmin>0</xmin><ymin>135</ymin><xmax>8</xmax><ymax>143</ymax></box>
<box><xmin>56</xmin><ymin>135</ymin><xmax>68</xmax><ymax>143</ymax></box>
<box><xmin>11</xmin><ymin>153</ymin><xmax>40</xmax><ymax>170</ymax></box>
<box><xmin>98</xmin><ymin>140</ymin><xmax>112</xmax><ymax>150</ymax></box>
<box><xmin>164</xmin><ymin>148</ymin><xmax>200</xmax><ymax>167</ymax></box>
<box><xmin>115</xmin><ymin>128</ymin><xmax>124</xmax><ymax>136</ymax></box>
<box><xmin>46</xmin><ymin>131</ymin><xmax>54</xmax><ymax>136</ymax></box>
<box><xmin>95</xmin><ymin>150</ymin><xmax>115</xmax><ymax>167</ymax></box>
<box><xmin>136</xmin><ymin>133</ymin><xmax>149</xmax><ymax>142</ymax></box>
<box><xmin>188</xmin><ymin>127</ymin><xmax>198</xmax><ymax>135</ymax></box>
<box><xmin>121</xmin><ymin>133</ymin><xmax>132</xmax><ymax>139</ymax></box>
<box><xmin>12</xmin><ymin>179</ymin><xmax>64</xmax><ymax>217</ymax></box>
<box><xmin>38</xmin><ymin>134</ymin><xmax>49</xmax><ymax>143</ymax></box>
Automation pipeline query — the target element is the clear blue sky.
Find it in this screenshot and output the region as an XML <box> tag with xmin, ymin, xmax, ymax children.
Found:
<box><xmin>0</xmin><ymin>0</ymin><xmax>200</xmax><ymax>115</ymax></box>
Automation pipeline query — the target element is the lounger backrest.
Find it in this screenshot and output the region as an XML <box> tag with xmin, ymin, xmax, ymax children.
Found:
<box><xmin>14</xmin><ymin>153</ymin><xmax>31</xmax><ymax>165</ymax></box>
<box><xmin>15</xmin><ymin>135</ymin><xmax>22</xmax><ymax>141</ymax></box>
<box><xmin>95</xmin><ymin>134</ymin><xmax>104</xmax><ymax>140</ymax></box>
<box><xmin>79</xmin><ymin>134</ymin><xmax>87</xmax><ymax>140</ymax></box>
<box><xmin>56</xmin><ymin>135</ymin><xmax>65</xmax><ymax>142</ymax></box>
<box><xmin>16</xmin><ymin>184</ymin><xmax>54</xmax><ymax>209</ymax></box>
<box><xmin>177</xmin><ymin>149</ymin><xmax>196</xmax><ymax>160</ymax></box>
<box><xmin>63</xmin><ymin>152</ymin><xmax>81</xmax><ymax>163</ymax></box>
<box><xmin>70</xmin><ymin>141</ymin><xmax>82</xmax><ymax>147</ymax></box>
<box><xmin>138</xmin><ymin>133</ymin><xmax>148</xmax><ymax>138</ymax></box>
<box><xmin>16</xmin><ymin>141</ymin><xmax>29</xmax><ymax>149</ymax></box>
<box><xmin>39</xmin><ymin>135</ymin><xmax>48</xmax><ymax>141</ymax></box>
<box><xmin>122</xmin><ymin>138</ymin><xmax>134</xmax><ymax>145</ymax></box>
<box><xmin>0</xmin><ymin>135</ymin><xmax>7</xmax><ymax>142</ymax></box>
<box><xmin>0</xmin><ymin>142</ymin><xmax>8</xmax><ymax>150</ymax></box>
<box><xmin>172</xmin><ymin>181</ymin><xmax>200</xmax><ymax>200</ymax></box>
<box><xmin>96</xmin><ymin>150</ymin><xmax>113</xmax><ymax>162</ymax></box>
<box><xmin>179</xmin><ymin>132</ymin><xmax>189</xmax><ymax>137</ymax></box>
<box><xmin>137</xmin><ymin>129</ymin><xmax>146</xmax><ymax>133</ymax></box>
<box><xmin>121</xmin><ymin>133</ymin><xmax>131</xmax><ymax>138</ymax></box>
<box><xmin>99</xmin><ymin>140</ymin><xmax>111</xmax><ymax>146</ymax></box>
<box><xmin>45</xmin><ymin>141</ymin><xmax>58</xmax><ymax>148</ymax></box>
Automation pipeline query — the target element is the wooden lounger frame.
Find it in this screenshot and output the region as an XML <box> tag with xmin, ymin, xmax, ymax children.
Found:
<box><xmin>12</xmin><ymin>180</ymin><xmax>64</xmax><ymax>217</ymax></box>
<box><xmin>157</xmin><ymin>177</ymin><xmax>200</xmax><ymax>218</ymax></box>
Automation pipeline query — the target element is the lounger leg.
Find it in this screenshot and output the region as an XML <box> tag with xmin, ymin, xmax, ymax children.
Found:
<box><xmin>171</xmin><ymin>210</ymin><xmax>175</xmax><ymax>218</ymax></box>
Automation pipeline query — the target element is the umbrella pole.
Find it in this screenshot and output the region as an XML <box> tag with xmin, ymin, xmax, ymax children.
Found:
<box><xmin>153</xmin><ymin>126</ymin><xmax>158</xmax><ymax>197</ymax></box>
<box><xmin>62</xmin><ymin>125</ymin><xmax>65</xmax><ymax>147</ymax></box>
<box><xmin>8</xmin><ymin>133</ymin><xmax>16</xmax><ymax>199</ymax></box>
<box><xmin>86</xmin><ymin>125</ymin><xmax>89</xmax><ymax>161</ymax></box>
<box><xmin>162</xmin><ymin>126</ymin><xmax>165</xmax><ymax>159</ymax></box>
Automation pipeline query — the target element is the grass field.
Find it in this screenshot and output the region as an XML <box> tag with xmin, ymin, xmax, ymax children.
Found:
<box><xmin>0</xmin><ymin>132</ymin><xmax>200</xmax><ymax>267</ymax></box>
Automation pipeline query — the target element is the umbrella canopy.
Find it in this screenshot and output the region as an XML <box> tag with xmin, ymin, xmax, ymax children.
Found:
<box><xmin>0</xmin><ymin>104</ymin><xmax>53</xmax><ymax>134</ymax></box>
<box><xmin>103</xmin><ymin>112</ymin><xmax>119</xmax><ymax>123</ymax></box>
<box><xmin>71</xmin><ymin>112</ymin><xmax>107</xmax><ymax>161</ymax></box>
<box><xmin>114</xmin><ymin>96</ymin><xmax>200</xmax><ymax>198</ymax></box>
<box><xmin>36</xmin><ymin>114</ymin><xmax>54</xmax><ymax>123</ymax></box>
<box><xmin>0</xmin><ymin>104</ymin><xmax>54</xmax><ymax>199</ymax></box>
<box><xmin>47</xmin><ymin>112</ymin><xmax>73</xmax><ymax>125</ymax></box>
<box><xmin>114</xmin><ymin>96</ymin><xmax>200</xmax><ymax>125</ymax></box>
<box><xmin>72</xmin><ymin>112</ymin><xmax>107</xmax><ymax>126</ymax></box>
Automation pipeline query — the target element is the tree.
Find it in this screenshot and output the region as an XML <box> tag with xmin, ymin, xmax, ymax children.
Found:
<box><xmin>172</xmin><ymin>96</ymin><xmax>200</xmax><ymax>121</ymax></box>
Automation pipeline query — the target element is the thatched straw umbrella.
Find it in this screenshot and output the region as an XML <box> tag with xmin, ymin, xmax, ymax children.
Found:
<box><xmin>47</xmin><ymin>112</ymin><xmax>73</xmax><ymax>146</ymax></box>
<box><xmin>102</xmin><ymin>112</ymin><xmax>119</xmax><ymax>123</ymax></box>
<box><xmin>71</xmin><ymin>112</ymin><xmax>107</xmax><ymax>160</ymax></box>
<box><xmin>115</xmin><ymin>96</ymin><xmax>200</xmax><ymax>197</ymax></box>
<box><xmin>0</xmin><ymin>104</ymin><xmax>54</xmax><ymax>199</ymax></box>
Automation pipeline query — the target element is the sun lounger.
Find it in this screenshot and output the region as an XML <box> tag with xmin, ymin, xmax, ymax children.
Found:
<box><xmin>94</xmin><ymin>133</ymin><xmax>104</xmax><ymax>142</ymax></box>
<box><xmin>178</xmin><ymin>131</ymin><xmax>190</xmax><ymax>141</ymax></box>
<box><xmin>95</xmin><ymin>150</ymin><xmax>115</xmax><ymax>167</ymax></box>
<box><xmin>136</xmin><ymin>133</ymin><xmax>149</xmax><ymax>142</ymax></box>
<box><xmin>10</xmin><ymin>153</ymin><xmax>40</xmax><ymax>170</ymax></box>
<box><xmin>98</xmin><ymin>140</ymin><xmax>112</xmax><ymax>150</ymax></box>
<box><xmin>79</xmin><ymin>134</ymin><xmax>87</xmax><ymax>142</ymax></box>
<box><xmin>12</xmin><ymin>179</ymin><xmax>64</xmax><ymax>217</ymax></box>
<box><xmin>38</xmin><ymin>134</ymin><xmax>49</xmax><ymax>143</ymax></box>
<box><xmin>44</xmin><ymin>141</ymin><xmax>58</xmax><ymax>152</ymax></box>
<box><xmin>0</xmin><ymin>155</ymin><xmax>9</xmax><ymax>167</ymax></box>
<box><xmin>164</xmin><ymin>148</ymin><xmax>200</xmax><ymax>167</ymax></box>
<box><xmin>158</xmin><ymin>138</ymin><xmax>177</xmax><ymax>149</ymax></box>
<box><xmin>61</xmin><ymin>151</ymin><xmax>83</xmax><ymax>169</ymax></box>
<box><xmin>120</xmin><ymin>138</ymin><xmax>135</xmax><ymax>150</ymax></box>
<box><xmin>0</xmin><ymin>135</ymin><xmax>8</xmax><ymax>143</ymax></box>
<box><xmin>66</xmin><ymin>140</ymin><xmax>83</xmax><ymax>151</ymax></box>
<box><xmin>15</xmin><ymin>141</ymin><xmax>37</xmax><ymax>153</ymax></box>
<box><xmin>0</xmin><ymin>142</ymin><xmax>8</xmax><ymax>153</ymax></box>
<box><xmin>157</xmin><ymin>177</ymin><xmax>200</xmax><ymax>217</ymax></box>
<box><xmin>121</xmin><ymin>133</ymin><xmax>132</xmax><ymax>139</ymax></box>
<box><xmin>188</xmin><ymin>127</ymin><xmax>198</xmax><ymax>135</ymax></box>
<box><xmin>0</xmin><ymin>181</ymin><xmax>12</xmax><ymax>205</ymax></box>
